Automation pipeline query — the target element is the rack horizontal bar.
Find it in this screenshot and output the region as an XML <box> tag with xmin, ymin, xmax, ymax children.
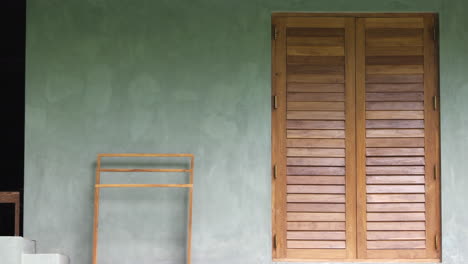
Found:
<box><xmin>98</xmin><ymin>153</ymin><xmax>194</xmax><ymax>157</ymax></box>
<box><xmin>100</xmin><ymin>169</ymin><xmax>192</xmax><ymax>172</ymax></box>
<box><xmin>96</xmin><ymin>184</ymin><xmax>193</xmax><ymax>188</ymax></box>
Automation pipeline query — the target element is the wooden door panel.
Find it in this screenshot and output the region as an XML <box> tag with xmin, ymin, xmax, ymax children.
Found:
<box><xmin>272</xmin><ymin>16</ymin><xmax>356</xmax><ymax>260</ymax></box>
<box><xmin>356</xmin><ymin>15</ymin><xmax>440</xmax><ymax>260</ymax></box>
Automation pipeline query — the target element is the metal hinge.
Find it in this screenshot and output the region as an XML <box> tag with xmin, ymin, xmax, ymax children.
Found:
<box><xmin>273</xmin><ymin>234</ymin><xmax>278</xmax><ymax>249</ymax></box>
<box><xmin>272</xmin><ymin>25</ymin><xmax>278</xmax><ymax>40</ymax></box>
<box><xmin>273</xmin><ymin>165</ymin><xmax>277</xmax><ymax>179</ymax></box>
<box><xmin>435</xmin><ymin>235</ymin><xmax>439</xmax><ymax>250</ymax></box>
<box><xmin>433</xmin><ymin>96</ymin><xmax>438</xmax><ymax>110</ymax></box>
<box><xmin>273</xmin><ymin>95</ymin><xmax>278</xmax><ymax>109</ymax></box>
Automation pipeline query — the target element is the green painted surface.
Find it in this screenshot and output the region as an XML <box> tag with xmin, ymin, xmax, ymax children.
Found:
<box><xmin>25</xmin><ymin>0</ymin><xmax>467</xmax><ymax>263</ymax></box>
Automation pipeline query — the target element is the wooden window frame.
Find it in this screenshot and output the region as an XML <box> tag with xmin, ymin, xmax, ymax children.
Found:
<box><xmin>271</xmin><ymin>13</ymin><xmax>440</xmax><ymax>263</ymax></box>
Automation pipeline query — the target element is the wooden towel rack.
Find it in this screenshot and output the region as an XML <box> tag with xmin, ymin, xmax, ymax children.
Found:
<box><xmin>92</xmin><ymin>153</ymin><xmax>194</xmax><ymax>264</ymax></box>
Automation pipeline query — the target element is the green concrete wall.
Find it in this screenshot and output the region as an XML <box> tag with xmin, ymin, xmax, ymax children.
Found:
<box><xmin>25</xmin><ymin>0</ymin><xmax>467</xmax><ymax>263</ymax></box>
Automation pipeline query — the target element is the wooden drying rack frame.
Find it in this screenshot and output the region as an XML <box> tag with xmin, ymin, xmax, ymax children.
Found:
<box><xmin>92</xmin><ymin>153</ymin><xmax>194</xmax><ymax>264</ymax></box>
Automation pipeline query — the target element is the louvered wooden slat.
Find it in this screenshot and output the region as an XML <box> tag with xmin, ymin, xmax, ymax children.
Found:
<box><xmin>287</xmin><ymin>221</ymin><xmax>346</xmax><ymax>231</ymax></box>
<box><xmin>367</xmin><ymin>203</ymin><xmax>425</xmax><ymax>212</ymax></box>
<box><xmin>288</xmin><ymin>203</ymin><xmax>346</xmax><ymax>212</ymax></box>
<box><xmin>287</xmin><ymin>157</ymin><xmax>345</xmax><ymax>166</ymax></box>
<box><xmin>287</xmin><ymin>231</ymin><xmax>346</xmax><ymax>240</ymax></box>
<box><xmin>288</xmin><ymin>83</ymin><xmax>345</xmax><ymax>93</ymax></box>
<box><xmin>288</xmin><ymin>102</ymin><xmax>345</xmax><ymax>111</ymax></box>
<box><xmin>287</xmin><ymin>120</ymin><xmax>345</xmax><ymax>129</ymax></box>
<box><xmin>287</xmin><ymin>130</ymin><xmax>345</xmax><ymax>138</ymax></box>
<box><xmin>288</xmin><ymin>194</ymin><xmax>346</xmax><ymax>203</ymax></box>
<box><xmin>287</xmin><ymin>176</ymin><xmax>346</xmax><ymax>185</ymax></box>
<box><xmin>287</xmin><ymin>148</ymin><xmax>345</xmax><ymax>157</ymax></box>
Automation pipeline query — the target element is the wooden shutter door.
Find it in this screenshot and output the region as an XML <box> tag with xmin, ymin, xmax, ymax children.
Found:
<box><xmin>272</xmin><ymin>16</ymin><xmax>356</xmax><ymax>260</ymax></box>
<box><xmin>356</xmin><ymin>15</ymin><xmax>440</xmax><ymax>260</ymax></box>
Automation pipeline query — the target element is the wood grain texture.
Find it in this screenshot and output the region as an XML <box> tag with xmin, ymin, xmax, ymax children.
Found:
<box><xmin>366</xmin><ymin>46</ymin><xmax>423</xmax><ymax>56</ymax></box>
<box><xmin>366</xmin><ymin>147</ymin><xmax>425</xmax><ymax>156</ymax></box>
<box><xmin>366</xmin><ymin>166</ymin><xmax>425</xmax><ymax>175</ymax></box>
<box><xmin>367</xmin><ymin>241</ymin><xmax>425</xmax><ymax>250</ymax></box>
<box><xmin>366</xmin><ymin>36</ymin><xmax>423</xmax><ymax>47</ymax></box>
<box><xmin>366</xmin><ymin>111</ymin><xmax>424</xmax><ymax>119</ymax></box>
<box><xmin>287</xmin><ymin>176</ymin><xmax>345</xmax><ymax>185</ymax></box>
<box><xmin>288</xmin><ymin>74</ymin><xmax>345</xmax><ymax>83</ymax></box>
<box><xmin>285</xmin><ymin>17</ymin><xmax>347</xmax><ymax>28</ymax></box>
<box><xmin>288</xmin><ymin>83</ymin><xmax>345</xmax><ymax>93</ymax></box>
<box><xmin>288</xmin><ymin>93</ymin><xmax>345</xmax><ymax>102</ymax></box>
<box><xmin>366</xmin><ymin>157</ymin><xmax>425</xmax><ymax>166</ymax></box>
<box><xmin>287</xmin><ymin>130</ymin><xmax>345</xmax><ymax>138</ymax></box>
<box><xmin>287</xmin><ymin>221</ymin><xmax>346</xmax><ymax>231</ymax></box>
<box><xmin>287</xmin><ymin>111</ymin><xmax>345</xmax><ymax>120</ymax></box>
<box><xmin>366</xmin><ymin>129</ymin><xmax>425</xmax><ymax>138</ymax></box>
<box><xmin>423</xmin><ymin>15</ymin><xmax>441</xmax><ymax>259</ymax></box>
<box><xmin>367</xmin><ymin>222</ymin><xmax>426</xmax><ymax>231</ymax></box>
<box><xmin>288</xmin><ymin>240</ymin><xmax>346</xmax><ymax>249</ymax></box>
<box><xmin>272</xmin><ymin>16</ymin><xmax>288</xmax><ymax>258</ymax></box>
<box><xmin>287</xmin><ymin>56</ymin><xmax>345</xmax><ymax>65</ymax></box>
<box><xmin>287</xmin><ymin>194</ymin><xmax>346</xmax><ymax>203</ymax></box>
<box><xmin>366</xmin><ymin>83</ymin><xmax>424</xmax><ymax>92</ymax></box>
<box><xmin>287</xmin><ymin>46</ymin><xmax>345</xmax><ymax>56</ymax></box>
<box><xmin>287</xmin><ymin>28</ymin><xmax>345</xmax><ymax>37</ymax></box>
<box><xmin>366</xmin><ymin>74</ymin><xmax>424</xmax><ymax>83</ymax></box>
<box><xmin>287</xmin><ymin>166</ymin><xmax>345</xmax><ymax>175</ymax></box>
<box><xmin>288</xmin><ymin>64</ymin><xmax>345</xmax><ymax>74</ymax></box>
<box><xmin>287</xmin><ymin>185</ymin><xmax>346</xmax><ymax>194</ymax></box>
<box><xmin>288</xmin><ymin>102</ymin><xmax>345</xmax><ymax>111</ymax></box>
<box><xmin>287</xmin><ymin>157</ymin><xmax>345</xmax><ymax>166</ymax></box>
<box><xmin>355</xmin><ymin>17</ymin><xmax>369</xmax><ymax>259</ymax></box>
<box><xmin>287</xmin><ymin>36</ymin><xmax>344</xmax><ymax>46</ymax></box>
<box><xmin>365</xmin><ymin>138</ymin><xmax>425</xmax><ymax>147</ymax></box>
<box><xmin>287</xmin><ymin>148</ymin><xmax>345</xmax><ymax>157</ymax></box>
<box><xmin>366</xmin><ymin>102</ymin><xmax>424</xmax><ymax>111</ymax></box>
<box><xmin>367</xmin><ymin>203</ymin><xmax>426</xmax><ymax>212</ymax></box>
<box><xmin>287</xmin><ymin>203</ymin><xmax>346</xmax><ymax>212</ymax></box>
<box><xmin>364</xmin><ymin>18</ymin><xmax>424</xmax><ymax>28</ymax></box>
<box><xmin>366</xmin><ymin>176</ymin><xmax>426</xmax><ymax>184</ymax></box>
<box><xmin>366</xmin><ymin>28</ymin><xmax>424</xmax><ymax>39</ymax></box>
<box><xmin>366</xmin><ymin>65</ymin><xmax>423</xmax><ymax>75</ymax></box>
<box><xmin>287</xmin><ymin>212</ymin><xmax>346</xmax><ymax>221</ymax></box>
<box><xmin>344</xmin><ymin>17</ymin><xmax>358</xmax><ymax>259</ymax></box>
<box><xmin>287</xmin><ymin>138</ymin><xmax>345</xmax><ymax>148</ymax></box>
<box><xmin>287</xmin><ymin>120</ymin><xmax>345</xmax><ymax>129</ymax></box>
<box><xmin>366</xmin><ymin>92</ymin><xmax>424</xmax><ymax>102</ymax></box>
<box><xmin>366</xmin><ymin>185</ymin><xmax>426</xmax><ymax>194</ymax></box>
<box><xmin>366</xmin><ymin>56</ymin><xmax>424</xmax><ymax>65</ymax></box>
<box><xmin>367</xmin><ymin>231</ymin><xmax>426</xmax><ymax>240</ymax></box>
<box><xmin>287</xmin><ymin>231</ymin><xmax>346</xmax><ymax>240</ymax></box>
<box><xmin>367</xmin><ymin>194</ymin><xmax>425</xmax><ymax>203</ymax></box>
<box><xmin>367</xmin><ymin>212</ymin><xmax>426</xmax><ymax>221</ymax></box>
<box><xmin>366</xmin><ymin>120</ymin><xmax>424</xmax><ymax>128</ymax></box>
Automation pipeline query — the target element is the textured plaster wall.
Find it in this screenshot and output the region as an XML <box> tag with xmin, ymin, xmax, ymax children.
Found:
<box><xmin>25</xmin><ymin>0</ymin><xmax>467</xmax><ymax>263</ymax></box>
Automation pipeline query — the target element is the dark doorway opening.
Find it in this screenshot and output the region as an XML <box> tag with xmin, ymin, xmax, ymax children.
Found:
<box><xmin>0</xmin><ymin>0</ymin><xmax>26</xmax><ymax>236</ymax></box>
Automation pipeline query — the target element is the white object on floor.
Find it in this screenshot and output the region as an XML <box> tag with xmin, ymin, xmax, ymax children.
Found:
<box><xmin>22</xmin><ymin>254</ymin><xmax>69</xmax><ymax>264</ymax></box>
<box><xmin>0</xmin><ymin>237</ymin><xmax>35</xmax><ymax>264</ymax></box>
